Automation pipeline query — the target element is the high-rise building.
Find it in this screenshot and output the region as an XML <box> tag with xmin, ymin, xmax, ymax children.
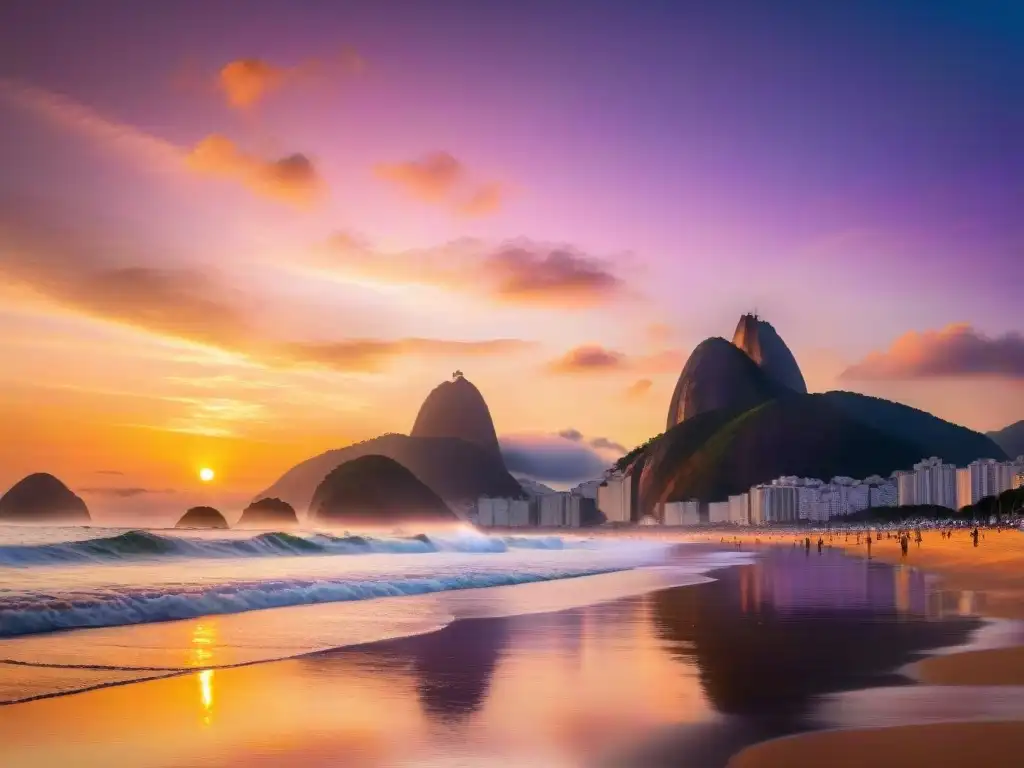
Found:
<box><xmin>476</xmin><ymin>497</ymin><xmax>531</xmax><ymax>527</ymax></box>
<box><xmin>957</xmin><ymin>458</ymin><xmax>1021</xmax><ymax>507</ymax></box>
<box><xmin>764</xmin><ymin>482</ymin><xmax>798</xmax><ymax>522</ymax></box>
<box><xmin>749</xmin><ymin>485</ymin><xmax>766</xmax><ymax>526</ymax></box>
<box><xmin>1013</xmin><ymin>471</ymin><xmax>1024</xmax><ymax>491</ymax></box>
<box><xmin>728</xmin><ymin>493</ymin><xmax>750</xmax><ymax>525</ymax></box>
<box><xmin>893</xmin><ymin>470</ymin><xmax>916</xmax><ymax>506</ymax></box>
<box><xmin>912</xmin><ymin>457</ymin><xmax>958</xmax><ymax>509</ymax></box>
<box><xmin>597</xmin><ymin>471</ymin><xmax>632</xmax><ymax>523</ymax></box>
<box><xmin>662</xmin><ymin>500</ymin><xmax>700</xmax><ymax>526</ymax></box>
<box><xmin>539</xmin><ymin>493</ymin><xmax>581</xmax><ymax>527</ymax></box>
<box><xmin>708</xmin><ymin>500</ymin><xmax>731</xmax><ymax>524</ymax></box>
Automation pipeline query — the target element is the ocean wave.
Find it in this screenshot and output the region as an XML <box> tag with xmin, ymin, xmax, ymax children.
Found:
<box><xmin>0</xmin><ymin>529</ymin><xmax>571</xmax><ymax>567</ymax></box>
<box><xmin>0</xmin><ymin>566</ymin><xmax>620</xmax><ymax>638</ymax></box>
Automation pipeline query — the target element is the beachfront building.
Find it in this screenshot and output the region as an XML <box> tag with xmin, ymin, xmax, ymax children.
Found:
<box><xmin>865</xmin><ymin>475</ymin><xmax>898</xmax><ymax>508</ymax></box>
<box><xmin>662</xmin><ymin>500</ymin><xmax>701</xmax><ymax>526</ymax></box>
<box><xmin>1014</xmin><ymin>472</ymin><xmax>1024</xmax><ymax>491</ymax></box>
<box><xmin>597</xmin><ymin>471</ymin><xmax>632</xmax><ymax>524</ymax></box>
<box><xmin>763</xmin><ymin>482</ymin><xmax>799</xmax><ymax>523</ymax></box>
<box><xmin>728</xmin><ymin>493</ymin><xmax>750</xmax><ymax>525</ymax></box>
<box><xmin>957</xmin><ymin>458</ymin><xmax>1024</xmax><ymax>507</ymax></box>
<box><xmin>708</xmin><ymin>500</ymin><xmax>731</xmax><ymax>524</ymax></box>
<box><xmin>539</xmin><ymin>492</ymin><xmax>582</xmax><ymax>528</ymax></box>
<box><xmin>893</xmin><ymin>470</ymin><xmax>916</xmax><ymax>506</ymax></box>
<box><xmin>907</xmin><ymin>457</ymin><xmax>958</xmax><ymax>509</ymax></box>
<box><xmin>749</xmin><ymin>485</ymin><xmax>766</xmax><ymax>526</ymax></box>
<box><xmin>476</xmin><ymin>497</ymin><xmax>531</xmax><ymax>528</ymax></box>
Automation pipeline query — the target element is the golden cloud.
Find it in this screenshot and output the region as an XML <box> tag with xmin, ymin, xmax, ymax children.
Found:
<box><xmin>841</xmin><ymin>324</ymin><xmax>1024</xmax><ymax>380</ymax></box>
<box><xmin>316</xmin><ymin>235</ymin><xmax>625</xmax><ymax>308</ymax></box>
<box><xmin>625</xmin><ymin>378</ymin><xmax>653</xmax><ymax>399</ymax></box>
<box><xmin>216</xmin><ymin>48</ymin><xmax>364</xmax><ymax>110</ymax></box>
<box><xmin>0</xmin><ymin>207</ymin><xmax>534</xmax><ymax>374</ymax></box>
<box><xmin>374</xmin><ymin>151</ymin><xmax>504</xmax><ymax>216</ymax></box>
<box><xmin>186</xmin><ymin>134</ymin><xmax>325</xmax><ymax>207</ymax></box>
<box><xmin>547</xmin><ymin>345</ymin><xmax>627</xmax><ymax>374</ymax></box>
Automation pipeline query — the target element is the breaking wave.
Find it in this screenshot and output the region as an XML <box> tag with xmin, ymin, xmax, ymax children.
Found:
<box><xmin>0</xmin><ymin>565</ymin><xmax>620</xmax><ymax>637</ymax></box>
<box><xmin>0</xmin><ymin>530</ymin><xmax>570</xmax><ymax>567</ymax></box>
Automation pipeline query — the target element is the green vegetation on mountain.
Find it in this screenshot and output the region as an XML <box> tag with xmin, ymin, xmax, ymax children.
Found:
<box><xmin>632</xmin><ymin>392</ymin><xmax>1005</xmax><ymax>514</ymax></box>
<box><xmin>843</xmin><ymin>487</ymin><xmax>1024</xmax><ymax>523</ymax></box>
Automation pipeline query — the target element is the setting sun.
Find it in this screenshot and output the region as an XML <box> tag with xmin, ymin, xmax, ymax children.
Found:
<box><xmin>199</xmin><ymin>468</ymin><xmax>215</xmax><ymax>483</ymax></box>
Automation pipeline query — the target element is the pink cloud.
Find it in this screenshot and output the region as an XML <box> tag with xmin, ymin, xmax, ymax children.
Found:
<box><xmin>841</xmin><ymin>324</ymin><xmax>1024</xmax><ymax>380</ymax></box>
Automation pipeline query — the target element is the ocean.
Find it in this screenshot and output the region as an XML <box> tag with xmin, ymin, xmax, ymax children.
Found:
<box><xmin>0</xmin><ymin>526</ymin><xmax>1013</xmax><ymax>767</ymax></box>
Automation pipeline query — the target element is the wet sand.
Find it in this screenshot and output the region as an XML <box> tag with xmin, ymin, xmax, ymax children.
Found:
<box><xmin>727</xmin><ymin>720</ymin><xmax>1024</xmax><ymax>768</ymax></box>
<box><xmin>719</xmin><ymin>528</ymin><xmax>1024</xmax><ymax>767</ymax></box>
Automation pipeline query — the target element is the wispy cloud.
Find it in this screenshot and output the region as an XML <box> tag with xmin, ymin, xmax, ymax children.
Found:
<box><xmin>499</xmin><ymin>433</ymin><xmax>612</xmax><ymax>484</ymax></box>
<box><xmin>79</xmin><ymin>487</ymin><xmax>177</xmax><ymax>498</ymax></box>
<box><xmin>0</xmin><ymin>206</ymin><xmax>536</xmax><ymax>374</ymax></box>
<box><xmin>547</xmin><ymin>345</ymin><xmax>627</xmax><ymax>374</ymax></box>
<box><xmin>841</xmin><ymin>324</ymin><xmax>1024</xmax><ymax>380</ymax></box>
<box><xmin>625</xmin><ymin>378</ymin><xmax>653</xmax><ymax>399</ymax></box>
<box><xmin>0</xmin><ymin>78</ymin><xmax>323</xmax><ymax>207</ymax></box>
<box><xmin>186</xmin><ymin>134</ymin><xmax>325</xmax><ymax>207</ymax></box>
<box><xmin>316</xmin><ymin>235</ymin><xmax>626</xmax><ymax>308</ymax></box>
<box><xmin>374</xmin><ymin>151</ymin><xmax>505</xmax><ymax>217</ymax></box>
<box><xmin>546</xmin><ymin>344</ymin><xmax>685</xmax><ymax>376</ymax></box>
<box><xmin>589</xmin><ymin>436</ymin><xmax>628</xmax><ymax>454</ymax></box>
<box><xmin>216</xmin><ymin>49</ymin><xmax>364</xmax><ymax>110</ymax></box>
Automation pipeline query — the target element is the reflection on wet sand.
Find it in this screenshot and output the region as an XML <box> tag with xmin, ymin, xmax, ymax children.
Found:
<box><xmin>309</xmin><ymin>616</ymin><xmax>510</xmax><ymax>722</ymax></box>
<box><xmin>0</xmin><ymin>547</ymin><xmax>989</xmax><ymax>768</ymax></box>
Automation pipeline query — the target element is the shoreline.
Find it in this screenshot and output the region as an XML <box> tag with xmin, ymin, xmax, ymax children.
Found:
<box><xmin>720</xmin><ymin>528</ymin><xmax>1024</xmax><ymax>767</ymax></box>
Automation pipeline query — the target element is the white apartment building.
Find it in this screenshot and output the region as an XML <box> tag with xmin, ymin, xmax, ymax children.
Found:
<box><xmin>662</xmin><ymin>500</ymin><xmax>701</xmax><ymax>526</ymax></box>
<box><xmin>539</xmin><ymin>492</ymin><xmax>581</xmax><ymax>528</ymax></box>
<box><xmin>913</xmin><ymin>457</ymin><xmax>958</xmax><ymax>509</ymax></box>
<box><xmin>764</xmin><ymin>482</ymin><xmax>799</xmax><ymax>523</ymax></box>
<box><xmin>476</xmin><ymin>497</ymin><xmax>531</xmax><ymax>528</ymax></box>
<box><xmin>865</xmin><ymin>475</ymin><xmax>898</xmax><ymax>508</ymax></box>
<box><xmin>597</xmin><ymin>472</ymin><xmax>632</xmax><ymax>524</ymax></box>
<box><xmin>728</xmin><ymin>493</ymin><xmax>751</xmax><ymax>526</ymax></box>
<box><xmin>708</xmin><ymin>500</ymin><xmax>731</xmax><ymax>524</ymax></box>
<box><xmin>749</xmin><ymin>485</ymin><xmax>766</xmax><ymax>526</ymax></box>
<box><xmin>893</xmin><ymin>470</ymin><xmax>916</xmax><ymax>506</ymax></box>
<box><xmin>957</xmin><ymin>459</ymin><xmax>1024</xmax><ymax>507</ymax></box>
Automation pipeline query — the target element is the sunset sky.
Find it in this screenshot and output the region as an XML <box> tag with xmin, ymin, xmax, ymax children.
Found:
<box><xmin>1</xmin><ymin>0</ymin><xmax>1021</xmax><ymax>518</ymax></box>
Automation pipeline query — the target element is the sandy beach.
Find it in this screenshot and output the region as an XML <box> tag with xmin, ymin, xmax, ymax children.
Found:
<box><xmin>725</xmin><ymin>527</ymin><xmax>1024</xmax><ymax>767</ymax></box>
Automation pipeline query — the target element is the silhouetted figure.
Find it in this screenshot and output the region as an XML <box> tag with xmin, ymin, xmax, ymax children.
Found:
<box><xmin>817</xmin><ymin>537</ymin><xmax>823</xmax><ymax>554</ymax></box>
<box><xmin>804</xmin><ymin>537</ymin><xmax>811</xmax><ymax>554</ymax></box>
<box><xmin>866</xmin><ymin>536</ymin><xmax>872</xmax><ymax>558</ymax></box>
<box><xmin>972</xmin><ymin>528</ymin><xmax>979</xmax><ymax>547</ymax></box>
<box><xmin>900</xmin><ymin>535</ymin><xmax>909</xmax><ymax>557</ymax></box>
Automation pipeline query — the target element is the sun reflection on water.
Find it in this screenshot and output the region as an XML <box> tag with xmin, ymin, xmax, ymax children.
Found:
<box><xmin>190</xmin><ymin>622</ymin><xmax>218</xmax><ymax>725</ymax></box>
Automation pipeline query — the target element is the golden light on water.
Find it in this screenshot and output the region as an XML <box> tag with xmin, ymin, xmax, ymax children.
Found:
<box><xmin>199</xmin><ymin>467</ymin><xmax>215</xmax><ymax>482</ymax></box>
<box><xmin>198</xmin><ymin>669</ymin><xmax>214</xmax><ymax>725</ymax></box>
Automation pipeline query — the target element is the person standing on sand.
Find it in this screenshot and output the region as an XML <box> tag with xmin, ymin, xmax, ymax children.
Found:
<box><xmin>817</xmin><ymin>537</ymin><xmax>823</xmax><ymax>554</ymax></box>
<box><xmin>901</xmin><ymin>534</ymin><xmax>909</xmax><ymax>557</ymax></box>
<box><xmin>866</xmin><ymin>535</ymin><xmax>872</xmax><ymax>558</ymax></box>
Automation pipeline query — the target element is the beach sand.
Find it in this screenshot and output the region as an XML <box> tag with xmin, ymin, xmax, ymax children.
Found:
<box><xmin>727</xmin><ymin>720</ymin><xmax>1024</xmax><ymax>768</ymax></box>
<box><xmin>721</xmin><ymin>527</ymin><xmax>1024</xmax><ymax>767</ymax></box>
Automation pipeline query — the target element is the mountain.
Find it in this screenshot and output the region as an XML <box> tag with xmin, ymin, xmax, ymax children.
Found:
<box><xmin>0</xmin><ymin>473</ymin><xmax>90</xmax><ymax>524</ymax></box>
<box><xmin>732</xmin><ymin>313</ymin><xmax>808</xmax><ymax>393</ymax></box>
<box><xmin>255</xmin><ymin>433</ymin><xmax>524</xmax><ymax>515</ymax></box>
<box><xmin>666</xmin><ymin>337</ymin><xmax>784</xmax><ymax>429</ymax></box>
<box><xmin>176</xmin><ymin>506</ymin><xmax>228</xmax><ymax>529</ymax></box>
<box><xmin>309</xmin><ymin>455</ymin><xmax>460</xmax><ymax>527</ymax></box>
<box><xmin>822</xmin><ymin>391</ymin><xmax>1007</xmax><ymax>465</ymax></box>
<box><xmin>255</xmin><ymin>374</ymin><xmax>522</xmax><ymax>516</ymax></box>
<box><xmin>640</xmin><ymin>395</ymin><xmax>929</xmax><ymax>513</ymax></box>
<box><xmin>411</xmin><ymin>374</ymin><xmax>502</xmax><ymax>457</ymax></box>
<box><xmin>237</xmin><ymin>497</ymin><xmax>298</xmax><ymax>528</ymax></box>
<box><xmin>988</xmin><ymin>420</ymin><xmax>1024</xmax><ymax>460</ymax></box>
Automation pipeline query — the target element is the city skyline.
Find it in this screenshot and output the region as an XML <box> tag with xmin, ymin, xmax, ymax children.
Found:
<box><xmin>1</xmin><ymin>0</ymin><xmax>1022</xmax><ymax>513</ymax></box>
